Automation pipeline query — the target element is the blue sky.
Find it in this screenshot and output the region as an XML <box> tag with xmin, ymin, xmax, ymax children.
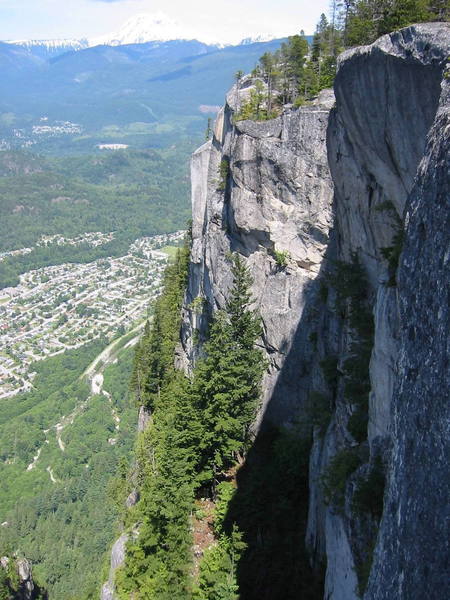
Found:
<box><xmin>0</xmin><ymin>0</ymin><xmax>331</xmax><ymax>43</ymax></box>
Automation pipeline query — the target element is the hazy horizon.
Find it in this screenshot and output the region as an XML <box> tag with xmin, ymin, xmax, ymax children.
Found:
<box><xmin>0</xmin><ymin>0</ymin><xmax>330</xmax><ymax>45</ymax></box>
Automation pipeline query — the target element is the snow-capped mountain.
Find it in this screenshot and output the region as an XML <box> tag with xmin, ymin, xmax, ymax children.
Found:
<box><xmin>8</xmin><ymin>38</ymin><xmax>89</xmax><ymax>57</ymax></box>
<box><xmin>240</xmin><ymin>34</ymin><xmax>279</xmax><ymax>45</ymax></box>
<box><xmin>10</xmin><ymin>38</ymin><xmax>88</xmax><ymax>50</ymax></box>
<box><xmin>90</xmin><ymin>12</ymin><xmax>198</xmax><ymax>47</ymax></box>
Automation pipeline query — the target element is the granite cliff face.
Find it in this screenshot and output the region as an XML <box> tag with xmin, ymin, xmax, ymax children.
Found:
<box><xmin>178</xmin><ymin>83</ymin><xmax>335</xmax><ymax>427</ymax></box>
<box><xmin>364</xmin><ymin>27</ymin><xmax>450</xmax><ymax>599</ymax></box>
<box><xmin>179</xmin><ymin>22</ymin><xmax>449</xmax><ymax>600</ymax></box>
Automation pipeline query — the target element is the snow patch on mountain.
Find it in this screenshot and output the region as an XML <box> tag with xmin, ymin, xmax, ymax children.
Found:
<box><xmin>8</xmin><ymin>39</ymin><xmax>89</xmax><ymax>52</ymax></box>
<box><xmin>4</xmin><ymin>12</ymin><xmax>281</xmax><ymax>52</ymax></box>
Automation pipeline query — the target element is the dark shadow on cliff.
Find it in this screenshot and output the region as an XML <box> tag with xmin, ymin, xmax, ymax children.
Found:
<box><xmin>221</xmin><ymin>221</ymin><xmax>338</xmax><ymax>600</ymax></box>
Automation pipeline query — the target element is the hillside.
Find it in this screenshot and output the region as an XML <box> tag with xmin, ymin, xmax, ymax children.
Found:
<box><xmin>0</xmin><ymin>147</ymin><xmax>191</xmax><ymax>288</ymax></box>
<box><xmin>0</xmin><ymin>38</ymin><xmax>289</xmax><ymax>154</ymax></box>
<box><xmin>0</xmin><ymin>3</ymin><xmax>448</xmax><ymax>599</ymax></box>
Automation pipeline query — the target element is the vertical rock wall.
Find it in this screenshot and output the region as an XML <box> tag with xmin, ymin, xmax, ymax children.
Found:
<box><xmin>365</xmin><ymin>35</ymin><xmax>450</xmax><ymax>600</ymax></box>
<box><xmin>179</xmin><ymin>85</ymin><xmax>335</xmax><ymax>427</ymax></box>
<box><xmin>325</xmin><ymin>23</ymin><xmax>449</xmax><ymax>600</ymax></box>
<box><xmin>179</xmin><ymin>22</ymin><xmax>449</xmax><ymax>600</ymax></box>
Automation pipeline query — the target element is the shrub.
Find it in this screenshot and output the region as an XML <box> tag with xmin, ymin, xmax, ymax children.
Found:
<box><xmin>328</xmin><ymin>256</ymin><xmax>368</xmax><ymax>313</ymax></box>
<box><xmin>217</xmin><ymin>159</ymin><xmax>230</xmax><ymax>191</ymax></box>
<box><xmin>380</xmin><ymin>228</ymin><xmax>404</xmax><ymax>287</ymax></box>
<box><xmin>305</xmin><ymin>391</ymin><xmax>332</xmax><ymax>436</ymax></box>
<box><xmin>273</xmin><ymin>249</ymin><xmax>290</xmax><ymax>268</ymax></box>
<box><xmin>189</xmin><ymin>296</ymin><xmax>205</xmax><ymax>315</ymax></box>
<box><xmin>375</xmin><ymin>200</ymin><xmax>404</xmax><ymax>287</ymax></box>
<box><xmin>352</xmin><ymin>455</ymin><xmax>385</xmax><ymax>519</ymax></box>
<box><xmin>320</xmin><ymin>355</ymin><xmax>339</xmax><ymax>390</ymax></box>
<box><xmin>327</xmin><ymin>256</ymin><xmax>374</xmax><ymax>443</ymax></box>
<box><xmin>321</xmin><ymin>448</ymin><xmax>362</xmax><ymax>510</ymax></box>
<box><xmin>308</xmin><ymin>331</ymin><xmax>318</xmax><ymax>351</ymax></box>
<box><xmin>318</xmin><ymin>282</ymin><xmax>328</xmax><ymax>303</ymax></box>
<box><xmin>214</xmin><ymin>481</ymin><xmax>236</xmax><ymax>535</ymax></box>
<box><xmin>347</xmin><ymin>406</ymin><xmax>369</xmax><ymax>443</ymax></box>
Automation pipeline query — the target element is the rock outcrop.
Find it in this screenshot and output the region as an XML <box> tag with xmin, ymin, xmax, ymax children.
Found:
<box><xmin>179</xmin><ymin>83</ymin><xmax>335</xmax><ymax>427</ymax></box>
<box><xmin>0</xmin><ymin>556</ymin><xmax>47</xmax><ymax>600</ymax></box>
<box><xmin>364</xmin><ymin>26</ymin><xmax>450</xmax><ymax>600</ymax></box>
<box><xmin>324</xmin><ymin>23</ymin><xmax>449</xmax><ymax>600</ymax></box>
<box><xmin>180</xmin><ymin>22</ymin><xmax>449</xmax><ymax>600</ymax></box>
<box><xmin>100</xmin><ymin>534</ymin><xmax>129</xmax><ymax>600</ymax></box>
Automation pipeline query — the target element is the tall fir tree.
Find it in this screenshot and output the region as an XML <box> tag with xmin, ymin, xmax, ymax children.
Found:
<box><xmin>194</xmin><ymin>254</ymin><xmax>264</xmax><ymax>481</ymax></box>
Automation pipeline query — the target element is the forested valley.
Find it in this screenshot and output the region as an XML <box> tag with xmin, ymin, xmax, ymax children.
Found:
<box><xmin>0</xmin><ymin>338</ymin><xmax>139</xmax><ymax>598</ymax></box>
<box><xmin>0</xmin><ymin>145</ymin><xmax>193</xmax><ymax>289</ymax></box>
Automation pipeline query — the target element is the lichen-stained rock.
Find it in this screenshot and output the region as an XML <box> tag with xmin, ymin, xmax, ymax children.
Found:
<box><xmin>178</xmin><ymin>21</ymin><xmax>449</xmax><ymax>600</ymax></box>
<box><xmin>324</xmin><ymin>22</ymin><xmax>449</xmax><ymax>600</ymax></box>
<box><xmin>365</xmin><ymin>48</ymin><xmax>450</xmax><ymax>600</ymax></box>
<box><xmin>179</xmin><ymin>85</ymin><xmax>335</xmax><ymax>426</ymax></box>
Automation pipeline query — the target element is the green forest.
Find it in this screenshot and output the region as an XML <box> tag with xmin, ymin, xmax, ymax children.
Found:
<box><xmin>0</xmin><ymin>145</ymin><xmax>193</xmax><ymax>288</ymax></box>
<box><xmin>109</xmin><ymin>241</ymin><xmax>321</xmax><ymax>599</ymax></box>
<box><xmin>0</xmin><ymin>341</ymin><xmax>138</xmax><ymax>599</ymax></box>
<box><xmin>233</xmin><ymin>0</ymin><xmax>448</xmax><ymax>119</ymax></box>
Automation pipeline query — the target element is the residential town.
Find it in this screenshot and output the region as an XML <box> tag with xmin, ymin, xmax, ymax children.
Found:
<box><xmin>0</xmin><ymin>118</ymin><xmax>83</xmax><ymax>150</ymax></box>
<box><xmin>0</xmin><ymin>230</ymin><xmax>185</xmax><ymax>399</ymax></box>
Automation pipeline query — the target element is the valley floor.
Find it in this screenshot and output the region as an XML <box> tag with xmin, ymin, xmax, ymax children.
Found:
<box><xmin>0</xmin><ymin>230</ymin><xmax>184</xmax><ymax>398</ymax></box>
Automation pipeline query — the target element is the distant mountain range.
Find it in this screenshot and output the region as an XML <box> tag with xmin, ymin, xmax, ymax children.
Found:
<box><xmin>0</xmin><ymin>14</ymin><xmax>311</xmax><ymax>155</ymax></box>
<box><xmin>6</xmin><ymin>38</ymin><xmax>89</xmax><ymax>59</ymax></box>
<box><xmin>5</xmin><ymin>13</ymin><xmax>282</xmax><ymax>59</ymax></box>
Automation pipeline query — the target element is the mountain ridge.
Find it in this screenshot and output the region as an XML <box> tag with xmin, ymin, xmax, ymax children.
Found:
<box><xmin>5</xmin><ymin>12</ymin><xmax>288</xmax><ymax>57</ymax></box>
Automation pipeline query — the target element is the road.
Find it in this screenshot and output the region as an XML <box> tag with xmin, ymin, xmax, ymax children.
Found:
<box><xmin>26</xmin><ymin>320</ymin><xmax>148</xmax><ymax>482</ymax></box>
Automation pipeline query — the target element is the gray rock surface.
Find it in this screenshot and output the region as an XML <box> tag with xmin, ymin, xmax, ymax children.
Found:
<box><xmin>179</xmin><ymin>85</ymin><xmax>335</xmax><ymax>427</ymax></box>
<box><xmin>16</xmin><ymin>559</ymin><xmax>34</xmax><ymax>599</ymax></box>
<box><xmin>137</xmin><ymin>405</ymin><xmax>151</xmax><ymax>432</ymax></box>
<box><xmin>125</xmin><ymin>489</ymin><xmax>139</xmax><ymax>508</ymax></box>
<box><xmin>0</xmin><ymin>557</ymin><xmax>41</xmax><ymax>600</ymax></box>
<box><xmin>100</xmin><ymin>583</ymin><xmax>114</xmax><ymax>600</ymax></box>
<box><xmin>325</xmin><ymin>22</ymin><xmax>449</xmax><ymax>600</ymax></box>
<box><xmin>100</xmin><ymin>533</ymin><xmax>129</xmax><ymax>600</ymax></box>
<box><xmin>365</xmin><ymin>36</ymin><xmax>450</xmax><ymax>600</ymax></box>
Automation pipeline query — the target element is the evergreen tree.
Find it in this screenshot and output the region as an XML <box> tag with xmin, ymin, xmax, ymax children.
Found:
<box><xmin>131</xmin><ymin>239</ymin><xmax>190</xmax><ymax>409</ymax></box>
<box><xmin>119</xmin><ymin>251</ymin><xmax>264</xmax><ymax>599</ymax></box>
<box><xmin>194</xmin><ymin>254</ymin><xmax>264</xmax><ymax>480</ymax></box>
<box><xmin>345</xmin><ymin>0</ymin><xmax>447</xmax><ymax>46</ymax></box>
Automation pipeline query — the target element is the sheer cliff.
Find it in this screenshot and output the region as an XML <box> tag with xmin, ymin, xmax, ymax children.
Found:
<box><xmin>102</xmin><ymin>22</ymin><xmax>449</xmax><ymax>600</ymax></box>
<box><xmin>178</xmin><ymin>83</ymin><xmax>335</xmax><ymax>427</ymax></box>
<box><xmin>177</xmin><ymin>22</ymin><xmax>449</xmax><ymax>600</ymax></box>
